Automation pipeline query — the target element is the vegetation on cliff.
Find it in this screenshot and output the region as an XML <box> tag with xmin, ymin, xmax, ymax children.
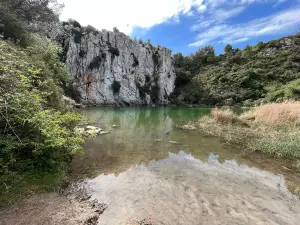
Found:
<box><xmin>172</xmin><ymin>34</ymin><xmax>300</xmax><ymax>106</ymax></box>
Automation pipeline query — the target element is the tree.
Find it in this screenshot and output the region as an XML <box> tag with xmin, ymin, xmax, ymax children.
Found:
<box><xmin>113</xmin><ymin>27</ymin><xmax>119</xmax><ymax>33</ymax></box>
<box><xmin>198</xmin><ymin>45</ymin><xmax>215</xmax><ymax>56</ymax></box>
<box><xmin>192</xmin><ymin>45</ymin><xmax>216</xmax><ymax>71</ymax></box>
<box><xmin>255</xmin><ymin>41</ymin><xmax>265</xmax><ymax>51</ymax></box>
<box><xmin>243</xmin><ymin>44</ymin><xmax>253</xmax><ymax>58</ymax></box>
<box><xmin>224</xmin><ymin>44</ymin><xmax>233</xmax><ymax>55</ymax></box>
<box><xmin>173</xmin><ymin>52</ymin><xmax>185</xmax><ymax>68</ymax></box>
<box><xmin>0</xmin><ymin>0</ymin><xmax>63</xmax><ymax>46</ymax></box>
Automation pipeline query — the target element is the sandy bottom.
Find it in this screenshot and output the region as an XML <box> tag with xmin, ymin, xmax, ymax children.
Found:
<box><xmin>1</xmin><ymin>152</ymin><xmax>300</xmax><ymax>225</ymax></box>
<box><xmin>83</xmin><ymin>152</ymin><xmax>300</xmax><ymax>225</ymax></box>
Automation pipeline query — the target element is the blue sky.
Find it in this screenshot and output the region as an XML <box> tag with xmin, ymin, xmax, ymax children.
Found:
<box><xmin>60</xmin><ymin>0</ymin><xmax>300</xmax><ymax>55</ymax></box>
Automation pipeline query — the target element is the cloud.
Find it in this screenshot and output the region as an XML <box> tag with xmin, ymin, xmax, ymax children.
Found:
<box><xmin>189</xmin><ymin>7</ymin><xmax>300</xmax><ymax>47</ymax></box>
<box><xmin>57</xmin><ymin>0</ymin><xmax>293</xmax><ymax>38</ymax></box>
<box><xmin>58</xmin><ymin>0</ymin><xmax>209</xmax><ymax>34</ymax></box>
<box><xmin>189</xmin><ymin>38</ymin><xmax>210</xmax><ymax>47</ymax></box>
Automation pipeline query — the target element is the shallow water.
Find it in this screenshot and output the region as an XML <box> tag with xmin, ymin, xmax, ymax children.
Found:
<box><xmin>72</xmin><ymin>107</ymin><xmax>300</xmax><ymax>224</ymax></box>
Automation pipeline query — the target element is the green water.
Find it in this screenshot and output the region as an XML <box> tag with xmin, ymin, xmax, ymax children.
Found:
<box><xmin>71</xmin><ymin>107</ymin><xmax>300</xmax><ymax>189</ymax></box>
<box><xmin>70</xmin><ymin>107</ymin><xmax>300</xmax><ymax>224</ymax></box>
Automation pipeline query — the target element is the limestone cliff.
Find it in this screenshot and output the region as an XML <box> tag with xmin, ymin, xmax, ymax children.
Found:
<box><xmin>53</xmin><ymin>22</ymin><xmax>175</xmax><ymax>106</ymax></box>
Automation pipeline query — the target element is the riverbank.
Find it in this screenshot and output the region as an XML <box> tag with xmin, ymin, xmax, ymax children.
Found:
<box><xmin>181</xmin><ymin>101</ymin><xmax>300</xmax><ymax>164</ymax></box>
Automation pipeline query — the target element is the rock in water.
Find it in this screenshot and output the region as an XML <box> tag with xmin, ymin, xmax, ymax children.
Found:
<box><xmin>51</xmin><ymin>22</ymin><xmax>176</xmax><ymax>106</ymax></box>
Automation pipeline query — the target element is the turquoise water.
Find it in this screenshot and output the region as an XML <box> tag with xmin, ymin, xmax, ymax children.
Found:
<box><xmin>71</xmin><ymin>107</ymin><xmax>299</xmax><ymax>186</ymax></box>
<box><xmin>70</xmin><ymin>107</ymin><xmax>300</xmax><ymax>224</ymax></box>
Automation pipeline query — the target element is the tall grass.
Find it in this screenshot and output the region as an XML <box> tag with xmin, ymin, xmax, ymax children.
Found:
<box><xmin>186</xmin><ymin>101</ymin><xmax>300</xmax><ymax>159</ymax></box>
<box><xmin>254</xmin><ymin>101</ymin><xmax>300</xmax><ymax>126</ymax></box>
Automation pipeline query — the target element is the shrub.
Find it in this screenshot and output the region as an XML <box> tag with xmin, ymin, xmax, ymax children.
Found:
<box><xmin>145</xmin><ymin>75</ymin><xmax>151</xmax><ymax>83</ymax></box>
<box><xmin>88</xmin><ymin>55</ymin><xmax>102</xmax><ymax>70</ymax></box>
<box><xmin>111</xmin><ymin>81</ymin><xmax>121</xmax><ymax>94</ymax></box>
<box><xmin>0</xmin><ymin>38</ymin><xmax>84</xmax><ymax>180</ymax></box>
<box><xmin>150</xmin><ymin>84</ymin><xmax>160</xmax><ymax>103</ymax></box>
<box><xmin>113</xmin><ymin>27</ymin><xmax>120</xmax><ymax>33</ymax></box>
<box><xmin>152</xmin><ymin>51</ymin><xmax>160</xmax><ymax>67</ymax></box>
<box><xmin>72</xmin><ymin>28</ymin><xmax>82</xmax><ymax>44</ymax></box>
<box><xmin>131</xmin><ymin>53</ymin><xmax>139</xmax><ymax>67</ymax></box>
<box><xmin>79</xmin><ymin>49</ymin><xmax>86</xmax><ymax>58</ymax></box>
<box><xmin>108</xmin><ymin>46</ymin><xmax>120</xmax><ymax>56</ymax></box>
<box><xmin>72</xmin><ymin>20</ymin><xmax>82</xmax><ymax>28</ymax></box>
<box><xmin>137</xmin><ymin>83</ymin><xmax>150</xmax><ymax>99</ymax></box>
<box><xmin>85</xmin><ymin>25</ymin><xmax>97</xmax><ymax>34</ymax></box>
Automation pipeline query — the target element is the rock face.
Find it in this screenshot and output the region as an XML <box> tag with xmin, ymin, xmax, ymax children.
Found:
<box><xmin>53</xmin><ymin>22</ymin><xmax>176</xmax><ymax>106</ymax></box>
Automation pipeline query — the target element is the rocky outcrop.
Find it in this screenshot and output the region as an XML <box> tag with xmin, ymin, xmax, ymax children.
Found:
<box><xmin>52</xmin><ymin>21</ymin><xmax>176</xmax><ymax>106</ymax></box>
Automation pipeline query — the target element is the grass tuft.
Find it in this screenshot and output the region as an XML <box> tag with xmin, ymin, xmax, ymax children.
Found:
<box><xmin>183</xmin><ymin>102</ymin><xmax>300</xmax><ymax>159</ymax></box>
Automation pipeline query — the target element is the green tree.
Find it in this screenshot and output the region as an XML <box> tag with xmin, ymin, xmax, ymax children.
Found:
<box><xmin>224</xmin><ymin>44</ymin><xmax>233</xmax><ymax>55</ymax></box>
<box><xmin>0</xmin><ymin>0</ymin><xmax>63</xmax><ymax>46</ymax></box>
<box><xmin>0</xmin><ymin>38</ymin><xmax>84</xmax><ymax>192</ymax></box>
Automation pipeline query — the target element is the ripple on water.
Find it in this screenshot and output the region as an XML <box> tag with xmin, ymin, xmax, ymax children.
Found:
<box><xmin>81</xmin><ymin>151</ymin><xmax>300</xmax><ymax>225</ymax></box>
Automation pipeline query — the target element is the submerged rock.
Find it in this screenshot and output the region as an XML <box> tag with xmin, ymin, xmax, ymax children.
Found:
<box><xmin>181</xmin><ymin>124</ymin><xmax>196</xmax><ymax>130</ymax></box>
<box><xmin>75</xmin><ymin>126</ymin><xmax>104</xmax><ymax>136</ymax></box>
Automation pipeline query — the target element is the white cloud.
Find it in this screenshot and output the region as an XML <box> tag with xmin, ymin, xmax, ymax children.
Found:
<box><xmin>189</xmin><ymin>7</ymin><xmax>300</xmax><ymax>47</ymax></box>
<box><xmin>189</xmin><ymin>38</ymin><xmax>210</xmax><ymax>47</ymax></box>
<box><xmin>58</xmin><ymin>0</ymin><xmax>208</xmax><ymax>34</ymax></box>
<box><xmin>57</xmin><ymin>0</ymin><xmax>294</xmax><ymax>40</ymax></box>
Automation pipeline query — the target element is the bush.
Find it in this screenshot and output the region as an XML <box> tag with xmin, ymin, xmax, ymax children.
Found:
<box><xmin>111</xmin><ymin>81</ymin><xmax>121</xmax><ymax>94</ymax></box>
<box><xmin>88</xmin><ymin>55</ymin><xmax>102</xmax><ymax>70</ymax></box>
<box><xmin>108</xmin><ymin>46</ymin><xmax>120</xmax><ymax>56</ymax></box>
<box><xmin>137</xmin><ymin>83</ymin><xmax>150</xmax><ymax>99</ymax></box>
<box><xmin>152</xmin><ymin>51</ymin><xmax>160</xmax><ymax>67</ymax></box>
<box><xmin>72</xmin><ymin>28</ymin><xmax>82</xmax><ymax>44</ymax></box>
<box><xmin>0</xmin><ymin>38</ymin><xmax>84</xmax><ymax>196</ymax></box>
<box><xmin>71</xmin><ymin>20</ymin><xmax>81</xmax><ymax>28</ymax></box>
<box><xmin>79</xmin><ymin>49</ymin><xmax>86</xmax><ymax>58</ymax></box>
<box><xmin>0</xmin><ymin>0</ymin><xmax>61</xmax><ymax>47</ymax></box>
<box><xmin>150</xmin><ymin>83</ymin><xmax>160</xmax><ymax>103</ymax></box>
<box><xmin>131</xmin><ymin>53</ymin><xmax>139</xmax><ymax>67</ymax></box>
<box><xmin>85</xmin><ymin>25</ymin><xmax>97</xmax><ymax>34</ymax></box>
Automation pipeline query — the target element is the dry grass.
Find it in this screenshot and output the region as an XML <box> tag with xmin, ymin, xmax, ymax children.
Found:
<box><xmin>211</xmin><ymin>108</ymin><xmax>235</xmax><ymax>124</ymax></box>
<box><xmin>182</xmin><ymin>101</ymin><xmax>300</xmax><ymax>159</ymax></box>
<box><xmin>253</xmin><ymin>101</ymin><xmax>300</xmax><ymax>126</ymax></box>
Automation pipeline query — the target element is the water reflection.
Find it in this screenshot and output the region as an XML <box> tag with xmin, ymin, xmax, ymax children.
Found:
<box><xmin>82</xmin><ymin>151</ymin><xmax>300</xmax><ymax>225</ymax></box>
<box><xmin>71</xmin><ymin>107</ymin><xmax>235</xmax><ymax>178</ymax></box>
<box><xmin>71</xmin><ymin>107</ymin><xmax>300</xmax><ymax>192</ymax></box>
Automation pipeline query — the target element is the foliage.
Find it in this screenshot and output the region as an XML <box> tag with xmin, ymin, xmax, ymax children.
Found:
<box><xmin>72</xmin><ymin>28</ymin><xmax>83</xmax><ymax>44</ymax></box>
<box><xmin>111</xmin><ymin>81</ymin><xmax>121</xmax><ymax>94</ymax></box>
<box><xmin>0</xmin><ymin>0</ymin><xmax>62</xmax><ymax>47</ymax></box>
<box><xmin>150</xmin><ymin>83</ymin><xmax>160</xmax><ymax>104</ymax></box>
<box><xmin>0</xmin><ymin>38</ymin><xmax>84</xmax><ymax>199</ymax></box>
<box><xmin>88</xmin><ymin>56</ymin><xmax>103</xmax><ymax>70</ymax></box>
<box><xmin>131</xmin><ymin>53</ymin><xmax>139</xmax><ymax>67</ymax></box>
<box><xmin>224</xmin><ymin>44</ymin><xmax>233</xmax><ymax>55</ymax></box>
<box><xmin>172</xmin><ymin>34</ymin><xmax>300</xmax><ymax>106</ymax></box>
<box><xmin>108</xmin><ymin>46</ymin><xmax>120</xmax><ymax>56</ymax></box>
<box><xmin>84</xmin><ymin>25</ymin><xmax>98</xmax><ymax>34</ymax></box>
<box><xmin>113</xmin><ymin>27</ymin><xmax>119</xmax><ymax>33</ymax></box>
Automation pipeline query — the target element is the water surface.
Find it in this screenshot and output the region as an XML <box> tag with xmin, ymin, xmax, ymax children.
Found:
<box><xmin>71</xmin><ymin>107</ymin><xmax>300</xmax><ymax>225</ymax></box>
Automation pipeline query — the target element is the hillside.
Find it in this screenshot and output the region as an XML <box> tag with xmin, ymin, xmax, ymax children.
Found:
<box><xmin>171</xmin><ymin>33</ymin><xmax>300</xmax><ymax>106</ymax></box>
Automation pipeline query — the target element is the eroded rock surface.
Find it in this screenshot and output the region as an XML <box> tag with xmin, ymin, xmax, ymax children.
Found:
<box><xmin>51</xmin><ymin>22</ymin><xmax>175</xmax><ymax>106</ymax></box>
